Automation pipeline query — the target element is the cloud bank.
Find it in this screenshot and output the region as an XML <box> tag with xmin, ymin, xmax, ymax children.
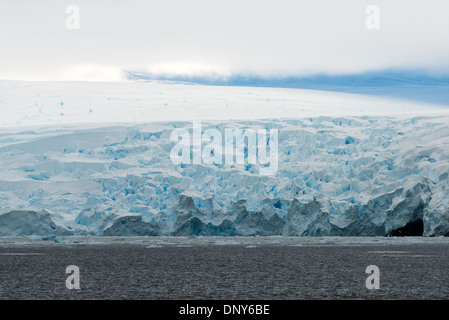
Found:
<box><xmin>0</xmin><ymin>0</ymin><xmax>448</xmax><ymax>81</ymax></box>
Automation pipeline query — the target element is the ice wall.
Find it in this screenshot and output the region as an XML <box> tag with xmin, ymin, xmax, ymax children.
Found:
<box><xmin>1</xmin><ymin>115</ymin><xmax>449</xmax><ymax>236</ymax></box>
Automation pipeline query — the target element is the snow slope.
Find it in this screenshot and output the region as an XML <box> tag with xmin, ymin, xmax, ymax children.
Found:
<box><xmin>1</xmin><ymin>80</ymin><xmax>448</xmax><ymax>127</ymax></box>
<box><xmin>1</xmin><ymin>80</ymin><xmax>449</xmax><ymax>236</ymax></box>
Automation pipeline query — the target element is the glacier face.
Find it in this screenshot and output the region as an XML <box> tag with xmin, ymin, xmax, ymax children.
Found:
<box><xmin>1</xmin><ymin>114</ymin><xmax>449</xmax><ymax>236</ymax></box>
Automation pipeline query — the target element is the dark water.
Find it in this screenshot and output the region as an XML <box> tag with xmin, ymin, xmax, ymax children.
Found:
<box><xmin>0</xmin><ymin>244</ymin><xmax>448</xmax><ymax>300</ymax></box>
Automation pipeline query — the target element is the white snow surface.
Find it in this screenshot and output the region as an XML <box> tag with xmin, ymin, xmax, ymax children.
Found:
<box><xmin>1</xmin><ymin>80</ymin><xmax>448</xmax><ymax>127</ymax></box>
<box><xmin>1</xmin><ymin>80</ymin><xmax>449</xmax><ymax>236</ymax></box>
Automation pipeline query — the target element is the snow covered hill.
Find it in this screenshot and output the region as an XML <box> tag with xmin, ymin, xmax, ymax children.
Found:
<box><xmin>1</xmin><ymin>80</ymin><xmax>448</xmax><ymax>127</ymax></box>
<box><xmin>1</xmin><ymin>80</ymin><xmax>449</xmax><ymax>236</ymax></box>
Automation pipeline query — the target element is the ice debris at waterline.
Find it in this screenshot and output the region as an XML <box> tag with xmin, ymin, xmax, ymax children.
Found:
<box><xmin>1</xmin><ymin>115</ymin><xmax>449</xmax><ymax>237</ymax></box>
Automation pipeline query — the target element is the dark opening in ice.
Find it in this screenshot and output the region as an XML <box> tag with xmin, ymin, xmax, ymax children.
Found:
<box><xmin>387</xmin><ymin>219</ymin><xmax>424</xmax><ymax>237</ymax></box>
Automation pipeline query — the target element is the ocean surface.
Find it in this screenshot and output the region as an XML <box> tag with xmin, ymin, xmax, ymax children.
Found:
<box><xmin>0</xmin><ymin>237</ymin><xmax>448</xmax><ymax>300</ymax></box>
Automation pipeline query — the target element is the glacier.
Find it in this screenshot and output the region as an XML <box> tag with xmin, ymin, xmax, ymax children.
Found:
<box><xmin>1</xmin><ymin>80</ymin><xmax>449</xmax><ymax>237</ymax></box>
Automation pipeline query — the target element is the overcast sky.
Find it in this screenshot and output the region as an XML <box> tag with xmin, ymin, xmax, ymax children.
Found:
<box><xmin>1</xmin><ymin>0</ymin><xmax>449</xmax><ymax>81</ymax></box>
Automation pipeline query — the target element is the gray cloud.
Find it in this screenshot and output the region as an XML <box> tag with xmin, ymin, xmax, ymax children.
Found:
<box><xmin>1</xmin><ymin>0</ymin><xmax>448</xmax><ymax>81</ymax></box>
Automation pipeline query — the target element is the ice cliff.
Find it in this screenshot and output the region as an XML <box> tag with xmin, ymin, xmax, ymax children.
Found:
<box><xmin>1</xmin><ymin>115</ymin><xmax>449</xmax><ymax>236</ymax></box>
